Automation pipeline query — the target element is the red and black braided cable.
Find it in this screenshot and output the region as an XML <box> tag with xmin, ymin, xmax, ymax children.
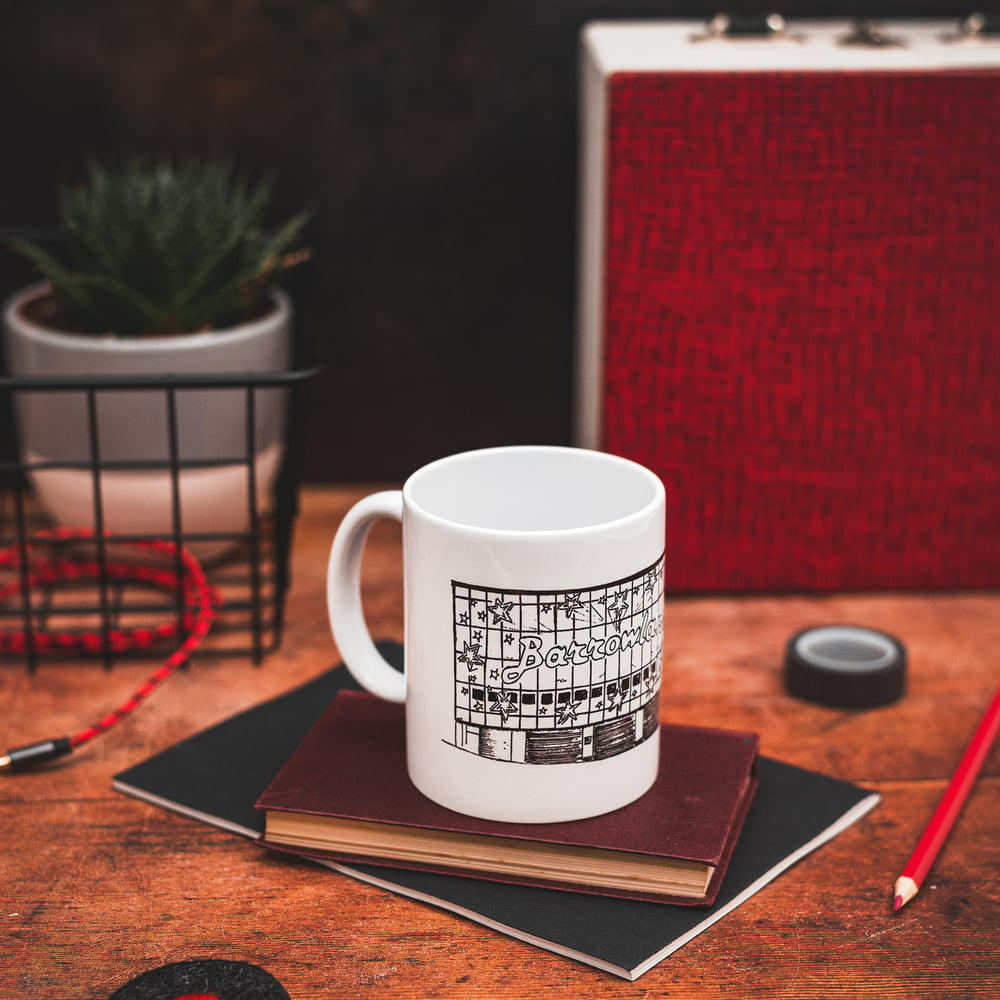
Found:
<box><xmin>1</xmin><ymin>528</ymin><xmax>217</xmax><ymax>769</ymax></box>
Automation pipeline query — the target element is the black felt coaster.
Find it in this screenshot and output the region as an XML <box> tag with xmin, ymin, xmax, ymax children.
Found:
<box><xmin>107</xmin><ymin>959</ymin><xmax>289</xmax><ymax>1000</ymax></box>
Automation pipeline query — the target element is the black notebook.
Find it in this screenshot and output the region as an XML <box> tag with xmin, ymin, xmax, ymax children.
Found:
<box><xmin>113</xmin><ymin>644</ymin><xmax>880</xmax><ymax>981</ymax></box>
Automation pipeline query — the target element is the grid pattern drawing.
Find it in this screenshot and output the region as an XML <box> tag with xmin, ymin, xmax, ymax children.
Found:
<box><xmin>451</xmin><ymin>557</ymin><xmax>664</xmax><ymax>765</ymax></box>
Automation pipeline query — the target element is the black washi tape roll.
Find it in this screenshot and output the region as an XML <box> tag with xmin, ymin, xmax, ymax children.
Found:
<box><xmin>784</xmin><ymin>624</ymin><xmax>906</xmax><ymax>708</ymax></box>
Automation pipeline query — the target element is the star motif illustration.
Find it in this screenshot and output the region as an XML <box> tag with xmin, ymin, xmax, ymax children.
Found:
<box><xmin>458</xmin><ymin>611</ymin><xmax>471</xmax><ymax>625</ymax></box>
<box><xmin>607</xmin><ymin>592</ymin><xmax>629</xmax><ymax>621</ymax></box>
<box><xmin>492</xmin><ymin>690</ymin><xmax>517</xmax><ymax>722</ymax></box>
<box><xmin>456</xmin><ymin>641</ymin><xmax>485</xmax><ymax>668</ymax></box>
<box><xmin>488</xmin><ymin>598</ymin><xmax>514</xmax><ymax>626</ymax></box>
<box><xmin>473</xmin><ymin>630</ymin><xmax>483</xmax><ymax>641</ymax></box>
<box><xmin>557</xmin><ymin>701</ymin><xmax>579</xmax><ymax>725</ymax></box>
<box><xmin>503</xmin><ymin>633</ymin><xmax>514</xmax><ymax>646</ymax></box>
<box><xmin>559</xmin><ymin>593</ymin><xmax>585</xmax><ymax>619</ymax></box>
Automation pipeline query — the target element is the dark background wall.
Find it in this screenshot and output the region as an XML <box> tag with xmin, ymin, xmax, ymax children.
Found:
<box><xmin>0</xmin><ymin>2</ymin><xmax>968</xmax><ymax>482</ymax></box>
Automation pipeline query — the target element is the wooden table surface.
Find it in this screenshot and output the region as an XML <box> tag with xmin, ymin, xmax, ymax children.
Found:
<box><xmin>2</xmin><ymin>486</ymin><xmax>998</xmax><ymax>999</ymax></box>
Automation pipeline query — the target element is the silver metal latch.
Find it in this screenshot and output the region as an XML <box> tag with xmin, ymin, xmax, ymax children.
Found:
<box><xmin>942</xmin><ymin>11</ymin><xmax>1000</xmax><ymax>44</ymax></box>
<box><xmin>837</xmin><ymin>20</ymin><xmax>907</xmax><ymax>48</ymax></box>
<box><xmin>691</xmin><ymin>11</ymin><xmax>803</xmax><ymax>44</ymax></box>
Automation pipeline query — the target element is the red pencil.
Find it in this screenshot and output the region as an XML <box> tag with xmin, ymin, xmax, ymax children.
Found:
<box><xmin>893</xmin><ymin>683</ymin><xmax>1000</xmax><ymax>911</ymax></box>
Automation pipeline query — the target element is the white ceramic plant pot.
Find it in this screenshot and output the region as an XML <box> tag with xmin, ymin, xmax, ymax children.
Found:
<box><xmin>2</xmin><ymin>282</ymin><xmax>292</xmax><ymax>544</ymax></box>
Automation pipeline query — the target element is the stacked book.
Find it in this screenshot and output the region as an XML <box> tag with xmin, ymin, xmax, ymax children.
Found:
<box><xmin>257</xmin><ymin>691</ymin><xmax>759</xmax><ymax>907</ymax></box>
<box><xmin>114</xmin><ymin>644</ymin><xmax>879</xmax><ymax>981</ymax></box>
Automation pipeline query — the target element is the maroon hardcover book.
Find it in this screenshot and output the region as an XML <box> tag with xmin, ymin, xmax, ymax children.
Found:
<box><xmin>256</xmin><ymin>691</ymin><xmax>759</xmax><ymax>906</ymax></box>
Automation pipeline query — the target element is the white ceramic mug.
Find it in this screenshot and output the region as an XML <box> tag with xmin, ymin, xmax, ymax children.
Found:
<box><xmin>326</xmin><ymin>445</ymin><xmax>666</xmax><ymax>823</ymax></box>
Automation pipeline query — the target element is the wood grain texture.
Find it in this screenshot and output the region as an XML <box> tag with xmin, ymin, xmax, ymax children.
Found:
<box><xmin>2</xmin><ymin>486</ymin><xmax>998</xmax><ymax>999</ymax></box>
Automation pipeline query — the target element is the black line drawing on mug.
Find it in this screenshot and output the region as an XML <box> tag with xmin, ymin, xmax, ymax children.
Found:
<box><xmin>450</xmin><ymin>556</ymin><xmax>664</xmax><ymax>765</ymax></box>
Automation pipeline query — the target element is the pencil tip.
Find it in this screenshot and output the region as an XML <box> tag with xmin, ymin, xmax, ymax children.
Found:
<box><xmin>894</xmin><ymin>876</ymin><xmax>918</xmax><ymax>910</ymax></box>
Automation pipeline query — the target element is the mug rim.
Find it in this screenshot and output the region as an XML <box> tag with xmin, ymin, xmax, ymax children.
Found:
<box><xmin>402</xmin><ymin>444</ymin><xmax>665</xmax><ymax>538</ymax></box>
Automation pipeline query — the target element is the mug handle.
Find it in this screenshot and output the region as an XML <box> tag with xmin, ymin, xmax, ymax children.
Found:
<box><xmin>326</xmin><ymin>490</ymin><xmax>406</xmax><ymax>703</ymax></box>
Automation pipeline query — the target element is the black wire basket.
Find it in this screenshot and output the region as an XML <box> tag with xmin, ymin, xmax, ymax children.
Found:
<box><xmin>0</xmin><ymin>365</ymin><xmax>320</xmax><ymax>670</ymax></box>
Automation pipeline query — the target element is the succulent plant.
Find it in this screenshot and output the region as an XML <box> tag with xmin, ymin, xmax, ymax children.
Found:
<box><xmin>13</xmin><ymin>158</ymin><xmax>309</xmax><ymax>336</ymax></box>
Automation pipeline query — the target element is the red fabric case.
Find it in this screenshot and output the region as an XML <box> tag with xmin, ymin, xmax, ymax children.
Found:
<box><xmin>577</xmin><ymin>21</ymin><xmax>1000</xmax><ymax>591</ymax></box>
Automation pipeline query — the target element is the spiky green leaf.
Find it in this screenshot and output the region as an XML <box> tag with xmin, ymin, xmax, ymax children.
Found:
<box><xmin>12</xmin><ymin>157</ymin><xmax>309</xmax><ymax>336</ymax></box>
